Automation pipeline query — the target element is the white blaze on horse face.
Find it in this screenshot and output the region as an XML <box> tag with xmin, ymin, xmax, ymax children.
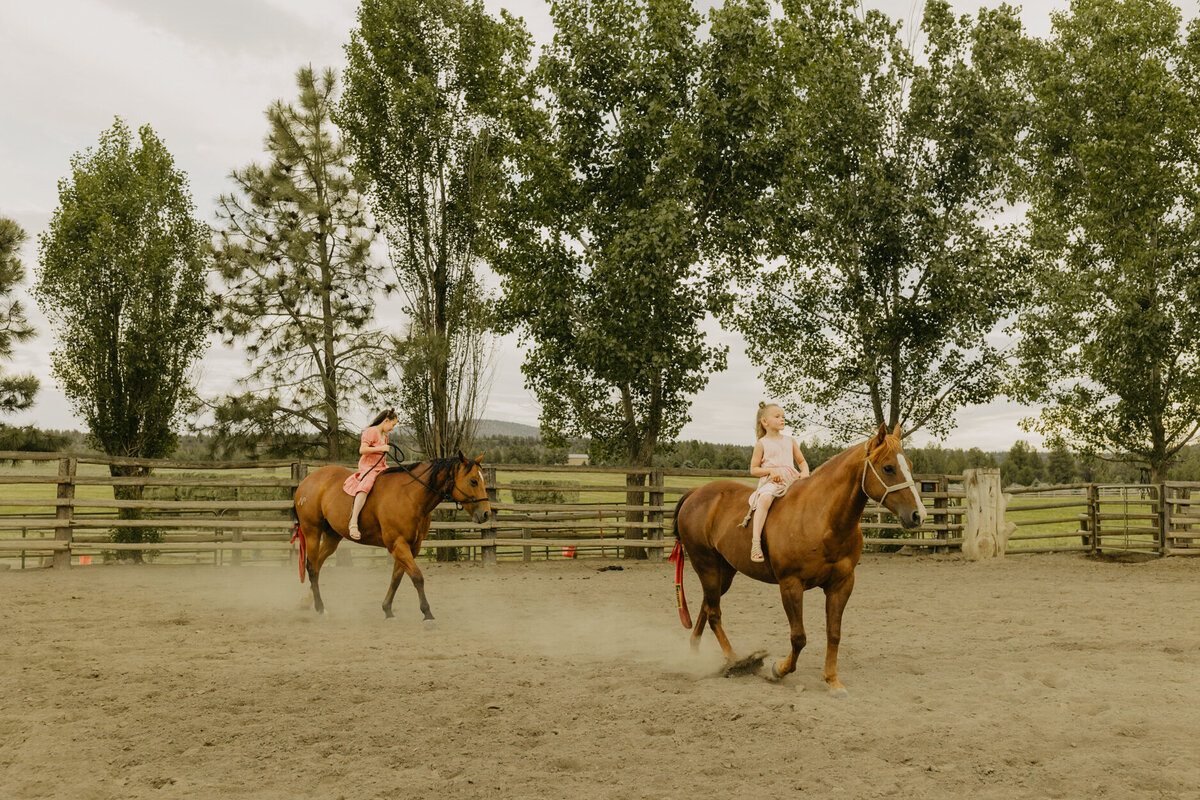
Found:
<box><xmin>897</xmin><ymin>453</ymin><xmax>926</xmax><ymax>522</ymax></box>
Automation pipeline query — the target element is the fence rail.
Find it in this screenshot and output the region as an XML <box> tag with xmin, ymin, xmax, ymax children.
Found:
<box><xmin>2</xmin><ymin>451</ymin><xmax>1194</xmax><ymax>567</ymax></box>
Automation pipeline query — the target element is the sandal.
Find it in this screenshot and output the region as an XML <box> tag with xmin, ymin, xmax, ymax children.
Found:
<box><xmin>750</xmin><ymin>542</ymin><xmax>764</xmax><ymax>563</ymax></box>
<box><xmin>348</xmin><ymin>524</ymin><xmax>361</xmax><ymax>541</ymax></box>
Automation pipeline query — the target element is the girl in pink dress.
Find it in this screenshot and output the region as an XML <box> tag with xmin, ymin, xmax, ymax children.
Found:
<box><xmin>343</xmin><ymin>409</ymin><xmax>399</xmax><ymax>540</ymax></box>
<box><xmin>747</xmin><ymin>403</ymin><xmax>810</xmax><ymax>562</ymax></box>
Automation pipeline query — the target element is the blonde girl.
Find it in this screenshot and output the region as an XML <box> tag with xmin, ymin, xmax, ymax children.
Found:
<box><xmin>343</xmin><ymin>409</ymin><xmax>399</xmax><ymax>540</ymax></box>
<box><xmin>746</xmin><ymin>402</ymin><xmax>810</xmax><ymax>562</ymax></box>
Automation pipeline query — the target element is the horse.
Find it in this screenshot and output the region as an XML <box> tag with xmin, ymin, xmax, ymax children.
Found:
<box><xmin>291</xmin><ymin>452</ymin><xmax>492</xmax><ymax>619</ymax></box>
<box><xmin>670</xmin><ymin>424</ymin><xmax>926</xmax><ymax>695</ymax></box>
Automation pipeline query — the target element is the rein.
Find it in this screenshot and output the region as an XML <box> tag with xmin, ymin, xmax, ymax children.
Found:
<box><xmin>387</xmin><ymin>444</ymin><xmax>488</xmax><ymax>510</ymax></box>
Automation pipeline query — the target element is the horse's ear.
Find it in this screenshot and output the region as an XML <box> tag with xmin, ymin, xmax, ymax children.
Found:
<box><xmin>475</xmin><ymin>456</ymin><xmax>484</xmax><ymax>465</ymax></box>
<box><xmin>458</xmin><ymin>450</ymin><xmax>467</xmax><ymax>464</ymax></box>
<box><xmin>892</xmin><ymin>423</ymin><xmax>903</xmax><ymax>440</ymax></box>
<box><xmin>869</xmin><ymin>423</ymin><xmax>887</xmax><ymax>451</ymax></box>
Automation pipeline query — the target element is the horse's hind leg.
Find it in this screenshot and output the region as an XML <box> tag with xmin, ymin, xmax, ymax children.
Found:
<box><xmin>308</xmin><ymin>531</ymin><xmax>342</xmax><ymax>615</ymax></box>
<box><xmin>690</xmin><ymin>565</ymin><xmax>734</xmax><ymax>651</ymax></box>
<box><xmin>382</xmin><ymin>539</ymin><xmax>432</xmax><ymax>621</ymax></box>
<box><xmin>697</xmin><ymin>564</ymin><xmax>737</xmax><ymax>661</ymax></box>
<box><xmin>772</xmin><ymin>575</ymin><xmax>807</xmax><ymax>680</ymax></box>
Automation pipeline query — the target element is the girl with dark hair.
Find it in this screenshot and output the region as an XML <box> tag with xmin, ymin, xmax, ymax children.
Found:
<box><xmin>342</xmin><ymin>409</ymin><xmax>399</xmax><ymax>539</ymax></box>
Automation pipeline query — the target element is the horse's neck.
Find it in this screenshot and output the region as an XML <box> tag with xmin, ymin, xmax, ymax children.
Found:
<box><xmin>414</xmin><ymin>465</ymin><xmax>452</xmax><ymax>517</ymax></box>
<box><xmin>806</xmin><ymin>444</ymin><xmax>870</xmax><ymax>533</ymax></box>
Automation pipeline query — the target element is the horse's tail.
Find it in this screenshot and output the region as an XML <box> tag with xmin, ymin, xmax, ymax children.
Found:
<box><xmin>290</xmin><ymin>522</ymin><xmax>307</xmax><ymax>584</ymax></box>
<box><xmin>668</xmin><ymin>490</ymin><xmax>694</xmax><ymax>629</ymax></box>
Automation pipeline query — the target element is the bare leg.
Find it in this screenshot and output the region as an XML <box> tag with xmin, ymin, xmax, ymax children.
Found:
<box><xmin>823</xmin><ymin>573</ymin><xmax>855</xmax><ymax>695</ymax></box>
<box><xmin>750</xmin><ymin>493</ymin><xmax>775</xmax><ymax>562</ymax></box>
<box><xmin>772</xmin><ymin>575</ymin><xmax>806</xmax><ymax>678</ymax></box>
<box><xmin>348</xmin><ymin>492</ymin><xmax>367</xmax><ymax>539</ymax></box>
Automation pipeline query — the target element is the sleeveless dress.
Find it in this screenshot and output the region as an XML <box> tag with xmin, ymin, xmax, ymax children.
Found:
<box><xmin>748</xmin><ymin>434</ymin><xmax>802</xmax><ymax>510</ymax></box>
<box><xmin>342</xmin><ymin>426</ymin><xmax>388</xmax><ymax>496</ymax></box>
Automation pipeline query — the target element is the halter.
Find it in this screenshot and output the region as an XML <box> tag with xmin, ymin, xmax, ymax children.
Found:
<box><xmin>388</xmin><ymin>445</ymin><xmax>489</xmax><ymax>510</ymax></box>
<box><xmin>860</xmin><ymin>442</ymin><xmax>921</xmax><ymax>504</ymax></box>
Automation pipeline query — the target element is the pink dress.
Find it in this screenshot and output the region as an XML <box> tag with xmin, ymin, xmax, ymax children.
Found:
<box><xmin>748</xmin><ymin>434</ymin><xmax>802</xmax><ymax>510</ymax></box>
<box><xmin>342</xmin><ymin>426</ymin><xmax>388</xmax><ymax>496</ymax></box>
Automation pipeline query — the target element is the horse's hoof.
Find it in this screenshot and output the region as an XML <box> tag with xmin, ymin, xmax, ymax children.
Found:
<box><xmin>765</xmin><ymin>662</ymin><xmax>784</xmax><ymax>683</ymax></box>
<box><xmin>381</xmin><ymin>606</ymin><xmax>394</xmax><ymax>619</ymax></box>
<box><xmin>299</xmin><ymin>592</ymin><xmax>313</xmax><ymax>610</ymax></box>
<box><xmin>422</xmin><ymin>618</ymin><xmax>438</xmax><ymax>631</ymax></box>
<box><xmin>828</xmin><ymin>687</ymin><xmax>849</xmax><ymax>699</ymax></box>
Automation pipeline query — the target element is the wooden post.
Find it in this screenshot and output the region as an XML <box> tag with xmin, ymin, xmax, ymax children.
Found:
<box><xmin>522</xmin><ymin>526</ymin><xmax>532</xmax><ymax>563</ymax></box>
<box><xmin>932</xmin><ymin>476</ymin><xmax>948</xmax><ymax>553</ymax></box>
<box><xmin>647</xmin><ymin>468</ymin><xmax>665</xmax><ymax>560</ymax></box>
<box><xmin>962</xmin><ymin>468</ymin><xmax>1015</xmax><ymax>560</ymax></box>
<box><xmin>1088</xmin><ymin>483</ymin><xmax>1099</xmax><ymax>552</ymax></box>
<box><xmin>53</xmin><ymin>457</ymin><xmax>76</xmax><ymax>569</ymax></box>
<box><xmin>482</xmin><ymin>466</ymin><xmax>498</xmax><ymax>565</ymax></box>
<box><xmin>1157</xmin><ymin>484</ymin><xmax>1168</xmax><ymax>556</ymax></box>
<box><xmin>623</xmin><ymin>469</ymin><xmax>648</xmax><ymax>559</ymax></box>
<box><xmin>229</xmin><ymin>487</ymin><xmax>242</xmax><ymax>566</ymax></box>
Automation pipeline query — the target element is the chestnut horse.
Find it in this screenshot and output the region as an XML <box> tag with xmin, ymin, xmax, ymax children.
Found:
<box><xmin>292</xmin><ymin>453</ymin><xmax>492</xmax><ymax>619</ymax></box>
<box><xmin>671</xmin><ymin>424</ymin><xmax>926</xmax><ymax>695</ymax></box>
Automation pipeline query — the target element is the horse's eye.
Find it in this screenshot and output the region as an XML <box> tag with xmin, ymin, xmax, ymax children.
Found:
<box><xmin>470</xmin><ymin>479</ymin><xmax>478</xmax><ymax>486</ymax></box>
<box><xmin>883</xmin><ymin>465</ymin><xmax>895</xmax><ymax>474</ymax></box>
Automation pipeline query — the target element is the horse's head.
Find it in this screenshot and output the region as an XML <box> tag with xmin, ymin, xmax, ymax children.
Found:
<box><xmin>861</xmin><ymin>424</ymin><xmax>927</xmax><ymax>530</ymax></box>
<box><xmin>453</xmin><ymin>452</ymin><xmax>493</xmax><ymax>524</ymax></box>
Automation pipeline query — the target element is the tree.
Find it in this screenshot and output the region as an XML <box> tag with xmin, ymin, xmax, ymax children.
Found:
<box><xmin>1001</xmin><ymin>440</ymin><xmax>1045</xmax><ymax>486</ymax></box>
<box><xmin>699</xmin><ymin>0</ymin><xmax>1030</xmax><ymax>441</ymax></box>
<box><xmin>339</xmin><ymin>0</ymin><xmax>530</xmax><ymax>460</ymax></box>
<box><xmin>212</xmin><ymin>66</ymin><xmax>387</xmax><ymax>461</ymax></box>
<box><xmin>0</xmin><ymin>218</ymin><xmax>37</xmax><ymax>414</ymax></box>
<box><xmin>1014</xmin><ymin>0</ymin><xmax>1200</xmax><ymax>483</ymax></box>
<box><xmin>36</xmin><ymin>119</ymin><xmax>211</xmax><ymax>559</ymax></box>
<box><xmin>1046</xmin><ymin>437</ymin><xmax>1077</xmax><ymax>484</ymax></box>
<box><xmin>493</xmin><ymin>0</ymin><xmax>729</xmax><ymax>556</ymax></box>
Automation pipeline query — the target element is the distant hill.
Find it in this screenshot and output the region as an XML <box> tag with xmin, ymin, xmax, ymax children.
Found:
<box><xmin>475</xmin><ymin>419</ymin><xmax>541</xmax><ymax>438</ymax></box>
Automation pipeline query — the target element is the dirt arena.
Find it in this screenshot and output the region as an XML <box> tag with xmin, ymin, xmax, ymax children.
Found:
<box><xmin>1</xmin><ymin>553</ymin><xmax>1196</xmax><ymax>799</ymax></box>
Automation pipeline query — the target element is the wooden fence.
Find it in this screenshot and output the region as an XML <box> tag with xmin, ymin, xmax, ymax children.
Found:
<box><xmin>2</xmin><ymin>452</ymin><xmax>1193</xmax><ymax>568</ymax></box>
<box><xmin>1002</xmin><ymin>482</ymin><xmax>1200</xmax><ymax>556</ymax></box>
<box><xmin>0</xmin><ymin>451</ymin><xmax>965</xmax><ymax>568</ymax></box>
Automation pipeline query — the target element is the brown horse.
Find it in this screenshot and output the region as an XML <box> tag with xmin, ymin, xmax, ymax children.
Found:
<box><xmin>671</xmin><ymin>424</ymin><xmax>926</xmax><ymax>695</ymax></box>
<box><xmin>292</xmin><ymin>453</ymin><xmax>492</xmax><ymax>619</ymax></box>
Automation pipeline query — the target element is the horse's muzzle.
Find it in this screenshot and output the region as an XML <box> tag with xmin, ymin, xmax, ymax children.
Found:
<box><xmin>473</xmin><ymin>509</ymin><xmax>492</xmax><ymax>525</ymax></box>
<box><xmin>897</xmin><ymin>507</ymin><xmax>924</xmax><ymax>530</ymax></box>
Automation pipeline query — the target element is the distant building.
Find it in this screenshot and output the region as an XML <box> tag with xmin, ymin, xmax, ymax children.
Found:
<box><xmin>567</xmin><ymin>453</ymin><xmax>590</xmax><ymax>466</ymax></box>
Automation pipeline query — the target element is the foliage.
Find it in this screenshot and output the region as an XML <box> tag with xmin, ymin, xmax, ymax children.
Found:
<box><xmin>339</xmin><ymin>0</ymin><xmax>531</xmax><ymax>461</ymax></box>
<box><xmin>510</xmin><ymin>480</ymin><xmax>580</xmax><ymax>505</ymax></box>
<box><xmin>1045</xmin><ymin>437</ymin><xmax>1077</xmax><ymax>484</ymax></box>
<box><xmin>211</xmin><ymin>66</ymin><xmax>387</xmax><ymax>462</ymax></box>
<box><xmin>0</xmin><ymin>218</ymin><xmax>38</xmax><ymax>414</ymax></box>
<box><xmin>1014</xmin><ymin>0</ymin><xmax>1200</xmax><ymax>483</ymax></box>
<box><xmin>700</xmin><ymin>0</ymin><xmax>1030</xmax><ymax>440</ymax></box>
<box><xmin>0</xmin><ymin>424</ymin><xmax>69</xmax><ymax>453</ymax></box>
<box><xmin>36</xmin><ymin>118</ymin><xmax>211</xmax><ymax>558</ymax></box>
<box><xmin>494</xmin><ymin>0</ymin><xmax>726</xmax><ymax>470</ymax></box>
<box><xmin>475</xmin><ymin>434</ymin><xmax>569</xmax><ymax>466</ymax></box>
<box><xmin>1000</xmin><ymin>440</ymin><xmax>1046</xmax><ymax>486</ymax></box>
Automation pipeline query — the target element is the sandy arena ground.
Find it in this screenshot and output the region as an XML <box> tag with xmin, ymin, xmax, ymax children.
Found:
<box><xmin>1</xmin><ymin>553</ymin><xmax>1197</xmax><ymax>799</ymax></box>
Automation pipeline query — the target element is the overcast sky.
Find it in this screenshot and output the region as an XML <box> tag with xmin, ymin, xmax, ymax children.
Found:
<box><xmin>3</xmin><ymin>0</ymin><xmax>1196</xmax><ymax>449</ymax></box>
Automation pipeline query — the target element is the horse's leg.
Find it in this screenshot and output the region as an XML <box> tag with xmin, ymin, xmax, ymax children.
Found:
<box><xmin>772</xmin><ymin>575</ymin><xmax>806</xmax><ymax>679</ymax></box>
<box><xmin>382</xmin><ymin>538</ymin><xmax>432</xmax><ymax>620</ymax></box>
<box><xmin>700</xmin><ymin>564</ymin><xmax>737</xmax><ymax>661</ymax></box>
<box><xmin>689</xmin><ymin>606</ymin><xmax>709</xmax><ymax>650</ymax></box>
<box><xmin>823</xmin><ymin>572</ymin><xmax>855</xmax><ymax>696</ymax></box>
<box><xmin>308</xmin><ymin>531</ymin><xmax>342</xmax><ymax>615</ymax></box>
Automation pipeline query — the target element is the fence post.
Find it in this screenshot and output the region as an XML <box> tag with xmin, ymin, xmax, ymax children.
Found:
<box><xmin>962</xmin><ymin>468</ymin><xmax>1014</xmax><ymax>560</ymax></box>
<box><xmin>1087</xmin><ymin>483</ymin><xmax>1099</xmax><ymax>552</ymax></box>
<box><xmin>933</xmin><ymin>475</ymin><xmax>948</xmax><ymax>553</ymax></box>
<box><xmin>53</xmin><ymin>457</ymin><xmax>76</xmax><ymax>569</ymax></box>
<box><xmin>1158</xmin><ymin>484</ymin><xmax>1168</xmax><ymax>556</ymax></box>
<box><xmin>482</xmin><ymin>466</ymin><xmax>498</xmax><ymax>565</ymax></box>
<box><xmin>647</xmin><ymin>468</ymin><xmax>665</xmax><ymax>560</ymax></box>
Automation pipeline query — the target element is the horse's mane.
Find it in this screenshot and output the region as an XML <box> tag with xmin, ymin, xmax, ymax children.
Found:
<box><xmin>809</xmin><ymin>433</ymin><xmax>902</xmax><ymax>480</ymax></box>
<box><xmin>381</xmin><ymin>457</ymin><xmax>462</xmax><ymax>491</ymax></box>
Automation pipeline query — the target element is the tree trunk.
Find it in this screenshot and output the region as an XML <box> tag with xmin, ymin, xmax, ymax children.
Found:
<box><xmin>109</xmin><ymin>463</ymin><xmax>158</xmax><ymax>562</ymax></box>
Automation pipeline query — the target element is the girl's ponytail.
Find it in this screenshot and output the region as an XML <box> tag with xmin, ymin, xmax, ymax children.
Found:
<box><xmin>754</xmin><ymin>402</ymin><xmax>770</xmax><ymax>440</ymax></box>
<box><xmin>368</xmin><ymin>408</ymin><xmax>398</xmax><ymax>428</ymax></box>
